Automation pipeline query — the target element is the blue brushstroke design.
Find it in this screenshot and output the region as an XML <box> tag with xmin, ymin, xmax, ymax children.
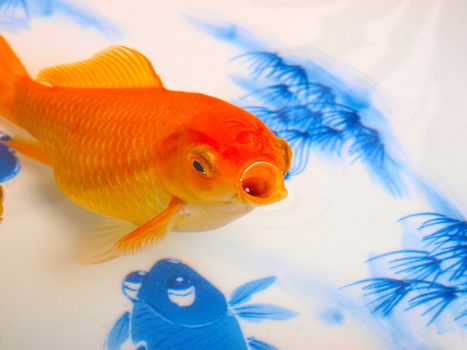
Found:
<box><xmin>231</xmin><ymin>303</ymin><xmax>297</xmax><ymax>323</ymax></box>
<box><xmin>186</xmin><ymin>14</ymin><xmax>406</xmax><ymax>196</ymax></box>
<box><xmin>229</xmin><ymin>276</ymin><xmax>276</xmax><ymax>306</ymax></box>
<box><xmin>186</xmin><ymin>13</ymin><xmax>465</xmax><ymax>220</ymax></box>
<box><xmin>353</xmin><ymin>213</ymin><xmax>467</xmax><ymax>327</ymax></box>
<box><xmin>0</xmin><ymin>132</ymin><xmax>20</xmax><ymax>182</ymax></box>
<box><xmin>232</xmin><ymin>51</ymin><xmax>404</xmax><ymax>192</ymax></box>
<box><xmin>104</xmin><ymin>312</ymin><xmax>130</xmax><ymax>350</ymax></box>
<box><xmin>187</xmin><ymin>13</ymin><xmax>466</xmax><ymax>337</ymax></box>
<box><xmin>227</xmin><ymin>245</ymin><xmax>428</xmax><ymax>350</ymax></box>
<box><xmin>247</xmin><ymin>337</ymin><xmax>278</xmax><ymax>350</ymax></box>
<box><xmin>0</xmin><ymin>0</ymin><xmax>121</xmax><ymax>38</ymax></box>
<box><xmin>319</xmin><ymin>307</ymin><xmax>345</xmax><ymax>326</ymax></box>
<box><xmin>106</xmin><ymin>259</ymin><xmax>296</xmax><ymax>350</ymax></box>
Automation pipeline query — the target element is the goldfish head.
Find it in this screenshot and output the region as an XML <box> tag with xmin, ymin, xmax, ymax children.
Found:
<box><xmin>156</xmin><ymin>103</ymin><xmax>292</xmax><ymax>208</ymax></box>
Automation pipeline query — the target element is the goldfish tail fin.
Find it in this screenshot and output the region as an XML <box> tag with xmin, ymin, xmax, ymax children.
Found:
<box><xmin>0</xmin><ymin>36</ymin><xmax>29</xmax><ymax>122</ymax></box>
<box><xmin>74</xmin><ymin>218</ymin><xmax>137</xmax><ymax>265</ymax></box>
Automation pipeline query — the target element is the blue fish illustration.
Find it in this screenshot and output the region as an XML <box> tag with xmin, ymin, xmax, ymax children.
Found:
<box><xmin>106</xmin><ymin>259</ymin><xmax>296</xmax><ymax>350</ymax></box>
<box><xmin>0</xmin><ymin>132</ymin><xmax>19</xmax><ymax>183</ymax></box>
<box><xmin>0</xmin><ymin>0</ymin><xmax>121</xmax><ymax>38</ymax></box>
<box><xmin>0</xmin><ymin>132</ymin><xmax>19</xmax><ymax>223</ymax></box>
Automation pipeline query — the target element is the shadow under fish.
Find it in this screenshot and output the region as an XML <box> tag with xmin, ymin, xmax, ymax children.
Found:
<box><xmin>106</xmin><ymin>259</ymin><xmax>296</xmax><ymax>350</ymax></box>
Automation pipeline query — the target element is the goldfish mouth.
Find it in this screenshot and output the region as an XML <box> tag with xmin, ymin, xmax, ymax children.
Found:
<box><xmin>168</xmin><ymin>285</ymin><xmax>196</xmax><ymax>307</ymax></box>
<box><xmin>240</xmin><ymin>161</ymin><xmax>287</xmax><ymax>205</ymax></box>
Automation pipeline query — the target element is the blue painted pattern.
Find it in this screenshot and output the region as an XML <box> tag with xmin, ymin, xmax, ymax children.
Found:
<box><xmin>0</xmin><ymin>0</ymin><xmax>121</xmax><ymax>37</ymax></box>
<box><xmin>352</xmin><ymin>213</ymin><xmax>467</xmax><ymax>326</ymax></box>
<box><xmin>0</xmin><ymin>132</ymin><xmax>19</xmax><ymax>182</ymax></box>
<box><xmin>188</xmin><ymin>15</ymin><xmax>466</xmax><ymax>333</ymax></box>
<box><xmin>187</xmin><ymin>15</ymin><xmax>406</xmax><ymax>196</ymax></box>
<box><xmin>106</xmin><ymin>259</ymin><xmax>296</xmax><ymax>350</ymax></box>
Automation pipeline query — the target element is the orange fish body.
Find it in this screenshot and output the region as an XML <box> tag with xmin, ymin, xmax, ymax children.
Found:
<box><xmin>0</xmin><ymin>37</ymin><xmax>291</xmax><ymax>262</ymax></box>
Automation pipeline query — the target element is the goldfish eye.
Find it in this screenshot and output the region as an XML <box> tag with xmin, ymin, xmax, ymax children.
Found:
<box><xmin>192</xmin><ymin>160</ymin><xmax>206</xmax><ymax>175</ymax></box>
<box><xmin>190</xmin><ymin>147</ymin><xmax>215</xmax><ymax>176</ymax></box>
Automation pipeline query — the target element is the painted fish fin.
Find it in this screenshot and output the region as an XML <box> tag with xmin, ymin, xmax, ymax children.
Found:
<box><xmin>1</xmin><ymin>138</ymin><xmax>50</xmax><ymax>165</ymax></box>
<box><xmin>114</xmin><ymin>198</ymin><xmax>184</xmax><ymax>255</ymax></box>
<box><xmin>105</xmin><ymin>312</ymin><xmax>131</xmax><ymax>350</ymax></box>
<box><xmin>36</xmin><ymin>46</ymin><xmax>163</xmax><ymax>89</ymax></box>
<box><xmin>0</xmin><ymin>36</ymin><xmax>29</xmax><ymax>122</ymax></box>
<box><xmin>75</xmin><ymin>218</ymin><xmax>137</xmax><ymax>264</ymax></box>
<box><xmin>247</xmin><ymin>337</ymin><xmax>278</xmax><ymax>350</ymax></box>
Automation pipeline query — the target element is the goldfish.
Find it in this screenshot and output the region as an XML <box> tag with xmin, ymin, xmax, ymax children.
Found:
<box><xmin>0</xmin><ymin>37</ymin><xmax>291</xmax><ymax>263</ymax></box>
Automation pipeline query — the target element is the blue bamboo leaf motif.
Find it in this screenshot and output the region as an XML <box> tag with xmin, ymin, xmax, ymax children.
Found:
<box><xmin>232</xmin><ymin>303</ymin><xmax>298</xmax><ymax>323</ymax></box>
<box><xmin>455</xmin><ymin>308</ymin><xmax>467</xmax><ymax>327</ymax></box>
<box><xmin>350</xmin><ymin>278</ymin><xmax>417</xmax><ymax>316</ymax></box>
<box><xmin>229</xmin><ymin>50</ymin><xmax>405</xmax><ymax>195</ymax></box>
<box><xmin>229</xmin><ymin>276</ymin><xmax>276</xmax><ymax>306</ymax></box>
<box><xmin>353</xmin><ymin>213</ymin><xmax>467</xmax><ymax>326</ymax></box>
<box><xmin>368</xmin><ymin>250</ymin><xmax>443</xmax><ymax>281</ymax></box>
<box><xmin>405</xmin><ymin>284</ymin><xmax>464</xmax><ymax>326</ymax></box>
<box><xmin>247</xmin><ymin>337</ymin><xmax>279</xmax><ymax>350</ymax></box>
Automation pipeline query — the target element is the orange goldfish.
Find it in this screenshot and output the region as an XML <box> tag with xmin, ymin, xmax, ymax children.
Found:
<box><xmin>0</xmin><ymin>37</ymin><xmax>291</xmax><ymax>263</ymax></box>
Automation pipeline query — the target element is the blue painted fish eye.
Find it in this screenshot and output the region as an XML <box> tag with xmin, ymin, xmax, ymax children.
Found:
<box><xmin>192</xmin><ymin>160</ymin><xmax>206</xmax><ymax>174</ymax></box>
<box><xmin>168</xmin><ymin>275</ymin><xmax>191</xmax><ymax>289</ymax></box>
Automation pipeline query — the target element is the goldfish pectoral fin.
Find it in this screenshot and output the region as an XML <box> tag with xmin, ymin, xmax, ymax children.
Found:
<box><xmin>37</xmin><ymin>46</ymin><xmax>163</xmax><ymax>89</ymax></box>
<box><xmin>113</xmin><ymin>198</ymin><xmax>184</xmax><ymax>255</ymax></box>
<box><xmin>74</xmin><ymin>219</ymin><xmax>137</xmax><ymax>265</ymax></box>
<box><xmin>1</xmin><ymin>138</ymin><xmax>50</xmax><ymax>165</ymax></box>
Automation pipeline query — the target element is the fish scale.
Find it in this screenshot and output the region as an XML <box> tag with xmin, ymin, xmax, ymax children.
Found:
<box><xmin>14</xmin><ymin>80</ymin><xmax>170</xmax><ymax>223</ymax></box>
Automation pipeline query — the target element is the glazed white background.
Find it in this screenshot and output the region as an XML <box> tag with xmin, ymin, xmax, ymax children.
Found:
<box><xmin>0</xmin><ymin>1</ymin><xmax>466</xmax><ymax>349</ymax></box>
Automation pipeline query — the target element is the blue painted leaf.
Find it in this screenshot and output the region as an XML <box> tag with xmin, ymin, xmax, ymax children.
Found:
<box><xmin>229</xmin><ymin>276</ymin><xmax>276</xmax><ymax>306</ymax></box>
<box><xmin>105</xmin><ymin>312</ymin><xmax>130</xmax><ymax>350</ymax></box>
<box><xmin>455</xmin><ymin>308</ymin><xmax>467</xmax><ymax>327</ymax></box>
<box><xmin>247</xmin><ymin>337</ymin><xmax>278</xmax><ymax>350</ymax></box>
<box><xmin>232</xmin><ymin>303</ymin><xmax>297</xmax><ymax>322</ymax></box>
<box><xmin>406</xmin><ymin>283</ymin><xmax>461</xmax><ymax>325</ymax></box>
<box><xmin>349</xmin><ymin>278</ymin><xmax>419</xmax><ymax>316</ymax></box>
<box><xmin>368</xmin><ymin>250</ymin><xmax>443</xmax><ymax>281</ymax></box>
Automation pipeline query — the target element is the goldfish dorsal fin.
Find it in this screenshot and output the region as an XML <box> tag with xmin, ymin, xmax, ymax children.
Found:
<box><xmin>36</xmin><ymin>46</ymin><xmax>163</xmax><ymax>88</ymax></box>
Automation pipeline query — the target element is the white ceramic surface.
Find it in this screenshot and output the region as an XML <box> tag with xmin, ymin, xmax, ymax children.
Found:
<box><xmin>0</xmin><ymin>1</ymin><xmax>465</xmax><ymax>349</ymax></box>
